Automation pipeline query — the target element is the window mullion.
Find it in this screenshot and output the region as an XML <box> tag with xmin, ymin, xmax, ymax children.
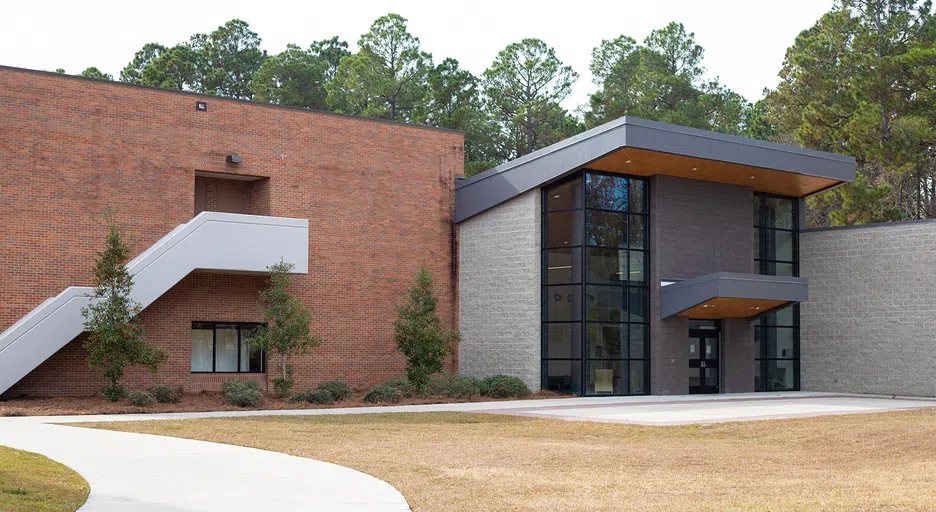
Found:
<box><xmin>580</xmin><ymin>172</ymin><xmax>588</xmax><ymax>397</ymax></box>
<box><xmin>236</xmin><ymin>324</ymin><xmax>242</xmax><ymax>373</ymax></box>
<box><xmin>211</xmin><ymin>325</ymin><xmax>217</xmax><ymax>373</ymax></box>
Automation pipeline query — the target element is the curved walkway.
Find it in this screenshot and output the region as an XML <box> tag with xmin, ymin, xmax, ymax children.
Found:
<box><xmin>0</xmin><ymin>418</ymin><xmax>409</xmax><ymax>511</ymax></box>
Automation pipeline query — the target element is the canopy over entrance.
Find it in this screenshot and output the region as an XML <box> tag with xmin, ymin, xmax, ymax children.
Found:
<box><xmin>661</xmin><ymin>272</ymin><xmax>808</xmax><ymax>320</ymax></box>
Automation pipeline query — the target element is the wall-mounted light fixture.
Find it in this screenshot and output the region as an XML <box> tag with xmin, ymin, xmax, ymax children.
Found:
<box><xmin>196</xmin><ymin>101</ymin><xmax>208</xmax><ymax>112</ymax></box>
<box><xmin>226</xmin><ymin>155</ymin><xmax>243</xmax><ymax>164</ymax></box>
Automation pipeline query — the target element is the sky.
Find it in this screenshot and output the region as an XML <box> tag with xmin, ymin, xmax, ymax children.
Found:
<box><xmin>1</xmin><ymin>0</ymin><xmax>836</xmax><ymax>113</ymax></box>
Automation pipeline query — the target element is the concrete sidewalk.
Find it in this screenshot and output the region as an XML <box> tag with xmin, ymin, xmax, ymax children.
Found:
<box><xmin>15</xmin><ymin>391</ymin><xmax>936</xmax><ymax>426</ymax></box>
<box><xmin>0</xmin><ymin>420</ymin><xmax>409</xmax><ymax>511</ymax></box>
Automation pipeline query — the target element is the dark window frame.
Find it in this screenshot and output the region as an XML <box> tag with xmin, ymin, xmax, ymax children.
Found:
<box><xmin>191</xmin><ymin>321</ymin><xmax>266</xmax><ymax>374</ymax></box>
<box><xmin>753</xmin><ymin>193</ymin><xmax>800</xmax><ymax>391</ymax></box>
<box><xmin>542</xmin><ymin>170</ymin><xmax>650</xmax><ymax>396</ymax></box>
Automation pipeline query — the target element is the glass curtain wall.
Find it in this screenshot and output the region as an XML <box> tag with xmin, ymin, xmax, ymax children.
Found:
<box><xmin>754</xmin><ymin>194</ymin><xmax>800</xmax><ymax>391</ymax></box>
<box><xmin>542</xmin><ymin>171</ymin><xmax>649</xmax><ymax>395</ymax></box>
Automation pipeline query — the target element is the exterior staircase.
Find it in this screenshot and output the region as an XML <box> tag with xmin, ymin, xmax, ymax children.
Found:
<box><xmin>0</xmin><ymin>212</ymin><xmax>309</xmax><ymax>395</ymax></box>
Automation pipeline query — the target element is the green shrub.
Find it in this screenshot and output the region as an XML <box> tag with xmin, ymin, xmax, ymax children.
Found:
<box><xmin>271</xmin><ymin>367</ymin><xmax>294</xmax><ymax>399</ymax></box>
<box><xmin>363</xmin><ymin>384</ymin><xmax>401</xmax><ymax>404</ymax></box>
<box><xmin>128</xmin><ymin>391</ymin><xmax>155</xmax><ymax>407</ymax></box>
<box><xmin>383</xmin><ymin>378</ymin><xmax>418</xmax><ymax>398</ymax></box>
<box><xmin>220</xmin><ymin>380</ymin><xmax>264</xmax><ymax>408</ymax></box>
<box><xmin>307</xmin><ymin>388</ymin><xmax>335</xmax><ymax>405</ymax></box>
<box><xmin>147</xmin><ymin>386</ymin><xmax>179</xmax><ymax>404</ymax></box>
<box><xmin>478</xmin><ymin>375</ymin><xmax>531</xmax><ymax>398</ymax></box>
<box><xmin>246</xmin><ymin>261</ymin><xmax>319</xmax><ymax>398</ymax></box>
<box><xmin>83</xmin><ymin>214</ymin><xmax>167</xmax><ymax>403</ymax></box>
<box><xmin>102</xmin><ymin>385</ymin><xmax>127</xmax><ymax>402</ymax></box>
<box><xmin>393</xmin><ymin>267</ymin><xmax>460</xmax><ymax>389</ymax></box>
<box><xmin>289</xmin><ymin>391</ymin><xmax>309</xmax><ymax>402</ymax></box>
<box><xmin>425</xmin><ymin>373</ymin><xmax>480</xmax><ymax>399</ymax></box>
<box><xmin>316</xmin><ymin>380</ymin><xmax>353</xmax><ymax>401</ymax></box>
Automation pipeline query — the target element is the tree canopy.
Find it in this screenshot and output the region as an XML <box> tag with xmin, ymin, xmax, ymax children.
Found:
<box><xmin>251</xmin><ymin>43</ymin><xmax>328</xmax><ymax>109</ymax></box>
<box><xmin>585</xmin><ymin>23</ymin><xmax>748</xmax><ymax>135</ymax></box>
<box><xmin>327</xmin><ymin>14</ymin><xmax>431</xmax><ymax>122</ymax></box>
<box><xmin>482</xmin><ymin>38</ymin><xmax>579</xmax><ymax>161</ymax></box>
<box><xmin>765</xmin><ymin>0</ymin><xmax>936</xmax><ymax>225</ymax></box>
<box><xmin>72</xmin><ymin>4</ymin><xmax>936</xmax><ymax>225</ymax></box>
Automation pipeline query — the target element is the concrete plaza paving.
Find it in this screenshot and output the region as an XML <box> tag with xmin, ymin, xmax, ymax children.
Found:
<box><xmin>3</xmin><ymin>391</ymin><xmax>936</xmax><ymax>510</ymax></box>
<box><xmin>475</xmin><ymin>392</ymin><xmax>936</xmax><ymax>425</ymax></box>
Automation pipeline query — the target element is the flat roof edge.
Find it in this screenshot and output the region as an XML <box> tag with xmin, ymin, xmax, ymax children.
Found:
<box><xmin>455</xmin><ymin>116</ymin><xmax>856</xmax><ymax>224</ymax></box>
<box><xmin>456</xmin><ymin>118</ymin><xmax>628</xmax><ymax>189</ymax></box>
<box><xmin>0</xmin><ymin>65</ymin><xmax>464</xmax><ymax>136</ymax></box>
<box><xmin>624</xmin><ymin>117</ymin><xmax>855</xmax><ymax>164</ymax></box>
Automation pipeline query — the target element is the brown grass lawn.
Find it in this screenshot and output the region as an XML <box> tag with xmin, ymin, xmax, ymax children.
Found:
<box><xmin>0</xmin><ymin>446</ymin><xmax>89</xmax><ymax>511</ymax></box>
<box><xmin>85</xmin><ymin>409</ymin><xmax>936</xmax><ymax>511</ymax></box>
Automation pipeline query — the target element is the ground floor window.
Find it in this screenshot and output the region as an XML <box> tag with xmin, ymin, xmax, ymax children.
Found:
<box><xmin>754</xmin><ymin>305</ymin><xmax>799</xmax><ymax>391</ymax></box>
<box><xmin>191</xmin><ymin>322</ymin><xmax>264</xmax><ymax>373</ymax></box>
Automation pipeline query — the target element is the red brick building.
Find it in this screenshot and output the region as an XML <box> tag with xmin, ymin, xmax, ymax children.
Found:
<box><xmin>18</xmin><ymin>63</ymin><xmax>923</xmax><ymax>402</ymax></box>
<box><xmin>0</xmin><ymin>65</ymin><xmax>462</xmax><ymax>397</ymax></box>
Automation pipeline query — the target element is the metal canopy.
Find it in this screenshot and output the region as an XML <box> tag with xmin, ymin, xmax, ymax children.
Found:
<box><xmin>455</xmin><ymin>116</ymin><xmax>856</xmax><ymax>223</ymax></box>
<box><xmin>661</xmin><ymin>272</ymin><xmax>809</xmax><ymax>320</ymax></box>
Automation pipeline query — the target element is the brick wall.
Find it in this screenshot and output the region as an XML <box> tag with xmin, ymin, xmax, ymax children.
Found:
<box><xmin>649</xmin><ymin>175</ymin><xmax>755</xmax><ymax>394</ymax></box>
<box><xmin>0</xmin><ymin>66</ymin><xmax>462</xmax><ymax>397</ymax></box>
<box><xmin>801</xmin><ymin>220</ymin><xmax>936</xmax><ymax>397</ymax></box>
<box><xmin>194</xmin><ymin>175</ymin><xmax>267</xmax><ymax>215</ymax></box>
<box><xmin>458</xmin><ymin>189</ymin><xmax>541</xmax><ymax>390</ymax></box>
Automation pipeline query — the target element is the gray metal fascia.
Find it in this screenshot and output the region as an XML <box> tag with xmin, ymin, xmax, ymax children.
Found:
<box><xmin>454</xmin><ymin>122</ymin><xmax>627</xmax><ymax>222</ymax></box>
<box><xmin>455</xmin><ymin>116</ymin><xmax>857</xmax><ymax>224</ymax></box>
<box><xmin>622</xmin><ymin>118</ymin><xmax>855</xmax><ymax>182</ymax></box>
<box><xmin>660</xmin><ymin>272</ymin><xmax>809</xmax><ymax>319</ymax></box>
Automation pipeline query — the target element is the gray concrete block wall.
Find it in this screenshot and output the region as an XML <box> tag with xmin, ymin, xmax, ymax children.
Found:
<box><xmin>650</xmin><ymin>175</ymin><xmax>755</xmax><ymax>394</ymax></box>
<box><xmin>801</xmin><ymin>220</ymin><xmax>936</xmax><ymax>397</ymax></box>
<box><xmin>458</xmin><ymin>190</ymin><xmax>541</xmax><ymax>390</ymax></box>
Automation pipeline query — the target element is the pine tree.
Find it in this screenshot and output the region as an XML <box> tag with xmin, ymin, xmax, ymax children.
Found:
<box><xmin>247</xmin><ymin>260</ymin><xmax>318</xmax><ymax>397</ymax></box>
<box><xmin>82</xmin><ymin>213</ymin><xmax>167</xmax><ymax>401</ymax></box>
<box><xmin>393</xmin><ymin>267</ymin><xmax>459</xmax><ymax>389</ymax></box>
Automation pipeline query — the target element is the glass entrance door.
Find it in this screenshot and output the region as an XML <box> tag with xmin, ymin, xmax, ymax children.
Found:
<box><xmin>689</xmin><ymin>322</ymin><xmax>720</xmax><ymax>394</ymax></box>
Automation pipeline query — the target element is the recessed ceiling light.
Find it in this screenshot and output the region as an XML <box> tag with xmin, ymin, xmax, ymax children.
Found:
<box><xmin>554</xmin><ymin>195</ymin><xmax>560</xmax><ymax>199</ymax></box>
<box><xmin>625</xmin><ymin>160</ymin><xmax>632</xmax><ymax>164</ymax></box>
<box><xmin>749</xmin><ymin>176</ymin><xmax>755</xmax><ymax>179</ymax></box>
<box><xmin>692</xmin><ymin>167</ymin><xmax>698</xmax><ymax>171</ymax></box>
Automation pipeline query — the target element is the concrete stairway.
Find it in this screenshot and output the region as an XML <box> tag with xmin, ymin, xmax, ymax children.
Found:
<box><xmin>0</xmin><ymin>212</ymin><xmax>309</xmax><ymax>395</ymax></box>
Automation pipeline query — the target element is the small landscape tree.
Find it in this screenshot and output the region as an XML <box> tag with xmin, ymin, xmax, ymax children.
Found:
<box><xmin>247</xmin><ymin>260</ymin><xmax>318</xmax><ymax>397</ymax></box>
<box><xmin>393</xmin><ymin>266</ymin><xmax>459</xmax><ymax>390</ymax></box>
<box><xmin>82</xmin><ymin>213</ymin><xmax>167</xmax><ymax>401</ymax></box>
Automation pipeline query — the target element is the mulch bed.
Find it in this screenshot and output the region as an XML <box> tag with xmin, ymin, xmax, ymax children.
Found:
<box><xmin>0</xmin><ymin>391</ymin><xmax>567</xmax><ymax>417</ymax></box>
